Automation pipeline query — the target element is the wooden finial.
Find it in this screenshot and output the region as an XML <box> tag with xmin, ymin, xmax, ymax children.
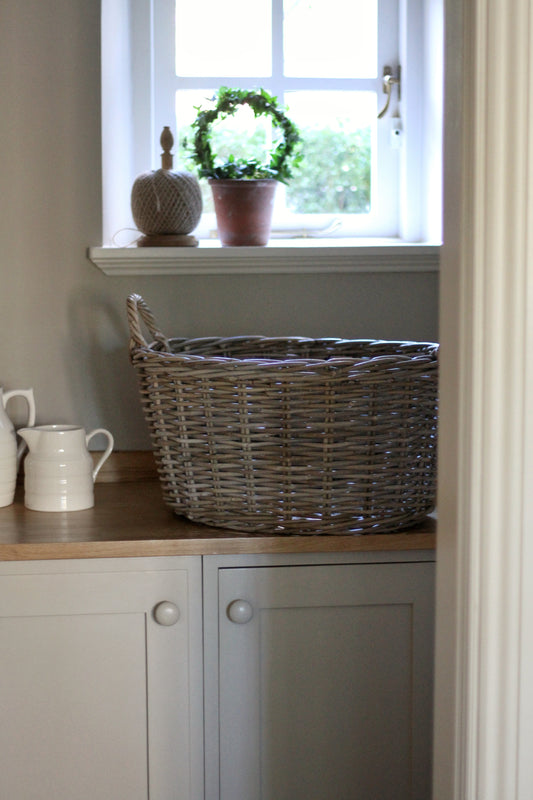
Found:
<box><xmin>160</xmin><ymin>126</ymin><xmax>174</xmax><ymax>170</ymax></box>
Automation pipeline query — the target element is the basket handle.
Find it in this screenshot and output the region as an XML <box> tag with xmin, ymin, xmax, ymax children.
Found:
<box><xmin>127</xmin><ymin>294</ymin><xmax>170</xmax><ymax>351</ymax></box>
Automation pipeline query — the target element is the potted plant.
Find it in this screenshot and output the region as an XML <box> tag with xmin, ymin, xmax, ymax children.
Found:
<box><xmin>185</xmin><ymin>87</ymin><xmax>302</xmax><ymax>246</ymax></box>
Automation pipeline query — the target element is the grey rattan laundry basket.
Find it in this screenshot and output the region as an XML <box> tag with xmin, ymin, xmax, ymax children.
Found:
<box><xmin>127</xmin><ymin>294</ymin><xmax>438</xmax><ymax>535</ymax></box>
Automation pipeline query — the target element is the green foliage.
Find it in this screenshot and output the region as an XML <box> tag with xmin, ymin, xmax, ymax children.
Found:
<box><xmin>286</xmin><ymin>127</ymin><xmax>371</xmax><ymax>214</ymax></box>
<box><xmin>184</xmin><ymin>87</ymin><xmax>302</xmax><ymax>183</ymax></box>
<box><xmin>179</xmin><ymin>92</ymin><xmax>372</xmax><ymax>215</ymax></box>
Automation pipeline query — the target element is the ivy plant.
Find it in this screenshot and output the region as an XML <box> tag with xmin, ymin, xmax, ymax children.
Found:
<box><xmin>185</xmin><ymin>87</ymin><xmax>302</xmax><ymax>183</ymax></box>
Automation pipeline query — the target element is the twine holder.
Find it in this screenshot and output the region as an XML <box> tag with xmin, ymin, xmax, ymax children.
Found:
<box><xmin>131</xmin><ymin>127</ymin><xmax>202</xmax><ymax>246</ymax></box>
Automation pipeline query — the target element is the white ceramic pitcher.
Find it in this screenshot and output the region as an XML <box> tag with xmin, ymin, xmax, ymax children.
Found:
<box><xmin>19</xmin><ymin>424</ymin><xmax>114</xmax><ymax>512</ymax></box>
<box><xmin>0</xmin><ymin>388</ymin><xmax>36</xmax><ymax>507</ymax></box>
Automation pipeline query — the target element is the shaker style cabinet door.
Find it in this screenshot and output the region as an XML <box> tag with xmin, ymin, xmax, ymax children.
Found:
<box><xmin>206</xmin><ymin>559</ymin><xmax>434</xmax><ymax>800</ymax></box>
<box><xmin>0</xmin><ymin>557</ymin><xmax>203</xmax><ymax>800</ymax></box>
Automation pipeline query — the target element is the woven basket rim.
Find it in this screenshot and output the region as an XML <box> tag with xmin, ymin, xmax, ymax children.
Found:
<box><xmin>133</xmin><ymin>335</ymin><xmax>439</xmax><ymax>370</ymax></box>
<box><xmin>127</xmin><ymin>294</ymin><xmax>438</xmax><ymax>369</ymax></box>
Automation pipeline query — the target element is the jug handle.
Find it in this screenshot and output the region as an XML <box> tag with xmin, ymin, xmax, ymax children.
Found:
<box><xmin>3</xmin><ymin>389</ymin><xmax>36</xmax><ymax>467</ymax></box>
<box><xmin>86</xmin><ymin>428</ymin><xmax>114</xmax><ymax>481</ymax></box>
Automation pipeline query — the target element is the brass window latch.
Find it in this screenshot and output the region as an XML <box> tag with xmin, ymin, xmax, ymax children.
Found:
<box><xmin>377</xmin><ymin>66</ymin><xmax>401</xmax><ymax>119</ymax></box>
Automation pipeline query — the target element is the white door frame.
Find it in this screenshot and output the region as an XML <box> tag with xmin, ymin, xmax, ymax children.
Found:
<box><xmin>434</xmin><ymin>0</ymin><xmax>533</xmax><ymax>796</ymax></box>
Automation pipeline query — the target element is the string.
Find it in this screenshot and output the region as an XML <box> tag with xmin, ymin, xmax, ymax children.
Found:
<box><xmin>111</xmin><ymin>228</ymin><xmax>142</xmax><ymax>247</ymax></box>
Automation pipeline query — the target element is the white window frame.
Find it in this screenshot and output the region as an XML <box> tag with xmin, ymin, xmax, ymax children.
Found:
<box><xmin>151</xmin><ymin>0</ymin><xmax>400</xmax><ymax>240</ymax></box>
<box><xmin>96</xmin><ymin>0</ymin><xmax>442</xmax><ymax>267</ymax></box>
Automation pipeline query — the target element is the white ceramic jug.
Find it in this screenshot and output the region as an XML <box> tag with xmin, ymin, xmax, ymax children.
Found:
<box><xmin>0</xmin><ymin>388</ymin><xmax>36</xmax><ymax>507</ymax></box>
<box><xmin>18</xmin><ymin>424</ymin><xmax>114</xmax><ymax>512</ymax></box>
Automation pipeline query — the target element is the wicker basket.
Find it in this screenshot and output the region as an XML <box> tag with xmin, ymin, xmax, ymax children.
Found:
<box><xmin>127</xmin><ymin>294</ymin><xmax>439</xmax><ymax>535</ymax></box>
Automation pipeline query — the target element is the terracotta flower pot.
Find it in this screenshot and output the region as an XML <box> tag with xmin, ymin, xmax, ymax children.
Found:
<box><xmin>208</xmin><ymin>179</ymin><xmax>277</xmax><ymax>246</ymax></box>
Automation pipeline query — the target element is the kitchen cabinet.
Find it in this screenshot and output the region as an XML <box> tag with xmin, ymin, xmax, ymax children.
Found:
<box><xmin>203</xmin><ymin>552</ymin><xmax>435</xmax><ymax>800</ymax></box>
<box><xmin>0</xmin><ymin>557</ymin><xmax>204</xmax><ymax>800</ymax></box>
<box><xmin>0</xmin><ymin>544</ymin><xmax>434</xmax><ymax>800</ymax></box>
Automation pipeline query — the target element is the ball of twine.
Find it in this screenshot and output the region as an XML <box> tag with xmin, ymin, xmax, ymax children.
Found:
<box><xmin>131</xmin><ymin>169</ymin><xmax>203</xmax><ymax>235</ymax></box>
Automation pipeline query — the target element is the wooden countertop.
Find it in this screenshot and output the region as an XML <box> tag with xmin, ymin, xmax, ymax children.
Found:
<box><xmin>0</xmin><ymin>453</ymin><xmax>436</xmax><ymax>560</ymax></box>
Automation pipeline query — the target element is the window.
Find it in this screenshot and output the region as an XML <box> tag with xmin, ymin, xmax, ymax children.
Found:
<box><xmin>100</xmin><ymin>0</ymin><xmax>443</xmax><ymax>247</ymax></box>
<box><xmin>153</xmin><ymin>0</ymin><xmax>400</xmax><ymax>238</ymax></box>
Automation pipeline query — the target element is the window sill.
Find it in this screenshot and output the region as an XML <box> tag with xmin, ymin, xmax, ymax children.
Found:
<box><xmin>88</xmin><ymin>240</ymin><xmax>440</xmax><ymax>276</ymax></box>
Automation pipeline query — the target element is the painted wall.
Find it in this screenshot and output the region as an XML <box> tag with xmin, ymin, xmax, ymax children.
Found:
<box><xmin>0</xmin><ymin>0</ymin><xmax>439</xmax><ymax>450</ymax></box>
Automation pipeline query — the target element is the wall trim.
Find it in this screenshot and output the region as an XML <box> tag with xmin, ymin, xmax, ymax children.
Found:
<box><xmin>434</xmin><ymin>0</ymin><xmax>533</xmax><ymax>796</ymax></box>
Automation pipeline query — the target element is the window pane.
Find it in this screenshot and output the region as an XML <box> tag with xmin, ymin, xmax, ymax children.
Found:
<box><xmin>285</xmin><ymin>91</ymin><xmax>375</xmax><ymax>214</ymax></box>
<box><xmin>283</xmin><ymin>0</ymin><xmax>377</xmax><ymax>78</ymax></box>
<box><xmin>175</xmin><ymin>0</ymin><xmax>271</xmax><ymax>76</ymax></box>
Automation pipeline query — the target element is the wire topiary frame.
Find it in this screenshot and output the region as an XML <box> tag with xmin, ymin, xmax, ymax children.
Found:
<box><xmin>187</xmin><ymin>87</ymin><xmax>302</xmax><ymax>183</ymax></box>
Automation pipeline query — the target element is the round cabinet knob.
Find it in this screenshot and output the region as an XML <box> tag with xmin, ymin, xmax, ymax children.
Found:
<box><xmin>153</xmin><ymin>601</ymin><xmax>180</xmax><ymax>626</ymax></box>
<box><xmin>227</xmin><ymin>599</ymin><xmax>254</xmax><ymax>624</ymax></box>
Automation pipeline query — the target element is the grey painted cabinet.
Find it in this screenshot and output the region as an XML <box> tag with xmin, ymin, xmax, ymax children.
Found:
<box><xmin>203</xmin><ymin>553</ymin><xmax>435</xmax><ymax>800</ymax></box>
<box><xmin>0</xmin><ymin>557</ymin><xmax>204</xmax><ymax>800</ymax></box>
<box><xmin>0</xmin><ymin>551</ymin><xmax>434</xmax><ymax>800</ymax></box>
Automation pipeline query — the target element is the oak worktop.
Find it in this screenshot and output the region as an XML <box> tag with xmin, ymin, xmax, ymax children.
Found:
<box><xmin>0</xmin><ymin>453</ymin><xmax>436</xmax><ymax>560</ymax></box>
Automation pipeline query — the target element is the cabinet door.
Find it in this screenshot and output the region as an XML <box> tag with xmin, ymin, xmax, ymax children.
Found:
<box><xmin>212</xmin><ymin>561</ymin><xmax>434</xmax><ymax>800</ymax></box>
<box><xmin>0</xmin><ymin>559</ymin><xmax>203</xmax><ymax>800</ymax></box>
